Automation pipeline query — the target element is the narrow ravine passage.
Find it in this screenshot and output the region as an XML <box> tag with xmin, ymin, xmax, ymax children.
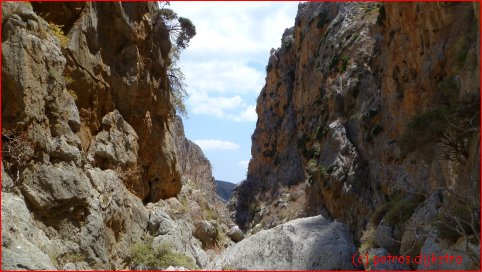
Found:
<box><xmin>1</xmin><ymin>2</ymin><xmax>480</xmax><ymax>271</ymax></box>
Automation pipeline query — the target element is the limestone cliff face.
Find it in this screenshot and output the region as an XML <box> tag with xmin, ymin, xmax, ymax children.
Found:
<box><xmin>233</xmin><ymin>2</ymin><xmax>480</xmax><ymax>269</ymax></box>
<box><xmin>3</xmin><ymin>1</ymin><xmax>179</xmax><ymax>203</ymax></box>
<box><xmin>1</xmin><ymin>2</ymin><xmax>231</xmax><ymax>270</ymax></box>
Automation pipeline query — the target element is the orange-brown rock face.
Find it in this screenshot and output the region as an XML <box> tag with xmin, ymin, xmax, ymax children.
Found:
<box><xmin>233</xmin><ymin>3</ymin><xmax>480</xmax><ymax>264</ymax></box>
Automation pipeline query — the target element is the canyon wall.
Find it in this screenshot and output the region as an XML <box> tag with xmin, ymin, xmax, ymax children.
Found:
<box><xmin>1</xmin><ymin>2</ymin><xmax>231</xmax><ymax>270</ymax></box>
<box><xmin>232</xmin><ymin>2</ymin><xmax>480</xmax><ymax>269</ymax></box>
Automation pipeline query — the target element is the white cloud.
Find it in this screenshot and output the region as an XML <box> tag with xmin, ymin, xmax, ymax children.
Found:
<box><xmin>183</xmin><ymin>60</ymin><xmax>264</xmax><ymax>95</ymax></box>
<box><xmin>238</xmin><ymin>160</ymin><xmax>250</xmax><ymax>169</ymax></box>
<box><xmin>194</xmin><ymin>139</ymin><xmax>240</xmax><ymax>151</ymax></box>
<box><xmin>229</xmin><ymin>104</ymin><xmax>257</xmax><ymax>122</ymax></box>
<box><xmin>188</xmin><ymin>93</ymin><xmax>257</xmax><ymax>122</ymax></box>
<box><xmin>170</xmin><ymin>2</ymin><xmax>298</xmax><ymax>122</ymax></box>
<box><xmin>189</xmin><ymin>93</ymin><xmax>246</xmax><ymax>118</ymax></box>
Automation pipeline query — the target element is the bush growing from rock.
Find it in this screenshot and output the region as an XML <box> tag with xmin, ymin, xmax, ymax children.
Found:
<box><xmin>130</xmin><ymin>237</ymin><xmax>197</xmax><ymax>270</ymax></box>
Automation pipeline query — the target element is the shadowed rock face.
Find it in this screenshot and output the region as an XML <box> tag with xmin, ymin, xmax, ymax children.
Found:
<box><xmin>232</xmin><ymin>2</ymin><xmax>479</xmax><ymax>269</ymax></box>
<box><xmin>207</xmin><ymin>215</ymin><xmax>357</xmax><ymax>270</ymax></box>
<box><xmin>215</xmin><ymin>180</ymin><xmax>237</xmax><ymax>201</ymax></box>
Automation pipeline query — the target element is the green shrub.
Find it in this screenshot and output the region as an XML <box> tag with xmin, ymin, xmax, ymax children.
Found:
<box><xmin>311</xmin><ymin>143</ymin><xmax>321</xmax><ymax>158</ymax></box>
<box><xmin>130</xmin><ymin>237</ymin><xmax>197</xmax><ymax>270</ymax></box>
<box><xmin>376</xmin><ymin>194</ymin><xmax>425</xmax><ymax>241</ymax></box>
<box><xmin>319</xmin><ymin>165</ymin><xmax>328</xmax><ymax>176</ymax></box>
<box><xmin>434</xmin><ymin>194</ymin><xmax>480</xmax><ymax>244</ymax></box>
<box><xmin>383</xmin><ymin>197</ymin><xmax>422</xmax><ymax>226</ymax></box>
<box><xmin>328</xmin><ymin>55</ymin><xmax>340</xmax><ymax>71</ymax></box>
<box><xmin>306</xmin><ymin>159</ymin><xmax>319</xmax><ymax>174</ymax></box>
<box><xmin>316</xmin><ymin>11</ymin><xmax>328</xmax><ymax>28</ymax></box>
<box><xmin>399</xmin><ymin>108</ymin><xmax>448</xmax><ymax>153</ymax></box>
<box><xmin>341</xmin><ymin>56</ymin><xmax>349</xmax><ymax>72</ymax></box>
<box><xmin>437</xmin><ymin>76</ymin><xmax>459</xmax><ymax>107</ymax></box>
<box><xmin>315</xmin><ymin>126</ymin><xmax>329</xmax><ymax>140</ymax></box>
<box><xmin>369</xmin><ymin>202</ymin><xmax>390</xmax><ymax>226</ymax></box>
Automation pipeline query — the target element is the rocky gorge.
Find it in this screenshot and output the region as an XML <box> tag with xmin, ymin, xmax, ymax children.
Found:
<box><xmin>1</xmin><ymin>1</ymin><xmax>481</xmax><ymax>271</ymax></box>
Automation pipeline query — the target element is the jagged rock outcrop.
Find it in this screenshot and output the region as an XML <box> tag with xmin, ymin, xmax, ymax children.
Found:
<box><xmin>207</xmin><ymin>215</ymin><xmax>357</xmax><ymax>270</ymax></box>
<box><xmin>232</xmin><ymin>2</ymin><xmax>480</xmax><ymax>270</ymax></box>
<box><xmin>1</xmin><ymin>2</ymin><xmax>231</xmax><ymax>270</ymax></box>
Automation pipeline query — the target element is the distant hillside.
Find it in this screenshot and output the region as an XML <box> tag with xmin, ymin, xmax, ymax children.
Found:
<box><xmin>216</xmin><ymin>180</ymin><xmax>236</xmax><ymax>201</ymax></box>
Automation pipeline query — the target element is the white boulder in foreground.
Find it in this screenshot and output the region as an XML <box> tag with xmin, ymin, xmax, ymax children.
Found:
<box><xmin>207</xmin><ymin>215</ymin><xmax>357</xmax><ymax>270</ymax></box>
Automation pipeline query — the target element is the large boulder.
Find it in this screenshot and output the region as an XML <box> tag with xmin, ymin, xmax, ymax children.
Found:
<box><xmin>193</xmin><ymin>221</ymin><xmax>218</xmax><ymax>249</ymax></box>
<box><xmin>207</xmin><ymin>215</ymin><xmax>357</xmax><ymax>270</ymax></box>
<box><xmin>228</xmin><ymin>226</ymin><xmax>244</xmax><ymax>242</ymax></box>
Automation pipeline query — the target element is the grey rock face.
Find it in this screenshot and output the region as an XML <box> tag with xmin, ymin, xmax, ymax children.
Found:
<box><xmin>148</xmin><ymin>207</ymin><xmax>177</xmax><ymax>236</ymax></box>
<box><xmin>152</xmin><ymin>216</ymin><xmax>209</xmax><ymax>268</ymax></box>
<box><xmin>0</xmin><ymin>1</ymin><xmax>227</xmax><ymax>270</ymax></box>
<box><xmin>419</xmin><ymin>235</ymin><xmax>480</xmax><ymax>270</ymax></box>
<box><xmin>2</xmin><ymin>193</ymin><xmax>56</xmax><ymax>270</ymax></box>
<box><xmin>207</xmin><ymin>216</ymin><xmax>357</xmax><ymax>270</ymax></box>
<box><xmin>375</xmin><ymin>224</ymin><xmax>397</xmax><ymax>254</ymax></box>
<box><xmin>400</xmin><ymin>193</ymin><xmax>442</xmax><ymax>260</ymax></box>
<box><xmin>2</xmin><ymin>164</ymin><xmax>14</xmax><ymax>192</ymax></box>
<box><xmin>21</xmin><ymin>163</ymin><xmax>92</xmax><ymax>212</ymax></box>
<box><xmin>88</xmin><ymin>110</ymin><xmax>139</xmax><ymax>170</ymax></box>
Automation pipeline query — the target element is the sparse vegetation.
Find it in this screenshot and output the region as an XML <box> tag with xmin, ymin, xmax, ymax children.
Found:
<box><xmin>306</xmin><ymin>159</ymin><xmax>319</xmax><ymax>175</ymax></box>
<box><xmin>328</xmin><ymin>55</ymin><xmax>349</xmax><ymax>72</ymax></box>
<box><xmin>433</xmin><ymin>192</ymin><xmax>480</xmax><ymax>245</ymax></box>
<box><xmin>157</xmin><ymin>3</ymin><xmax>196</xmax><ymax>117</ymax></box>
<box><xmin>383</xmin><ymin>196</ymin><xmax>424</xmax><ymax>227</ymax></box>
<box><xmin>48</xmin><ymin>22</ymin><xmax>69</xmax><ymax>48</ymax></box>
<box><xmin>359</xmin><ymin>225</ymin><xmax>377</xmax><ymax>254</ymax></box>
<box><xmin>400</xmin><ymin>75</ymin><xmax>479</xmax><ymax>161</ymax></box>
<box><xmin>167</xmin><ymin>52</ymin><xmax>189</xmax><ymax>117</ymax></box>
<box><xmin>314</xmin><ymin>126</ymin><xmax>329</xmax><ymax>140</ymax></box>
<box><xmin>64</xmin><ymin>75</ymin><xmax>74</xmax><ymax>85</ymax></box>
<box><xmin>130</xmin><ymin>237</ymin><xmax>197</xmax><ymax>270</ymax></box>
<box><xmin>370</xmin><ymin>193</ymin><xmax>425</xmax><ymax>243</ymax></box>
<box><xmin>341</xmin><ymin>56</ymin><xmax>349</xmax><ymax>72</ymax></box>
<box><xmin>2</xmin><ymin>128</ymin><xmax>35</xmax><ymax>182</ymax></box>
<box><xmin>66</xmin><ymin>89</ymin><xmax>78</xmax><ymax>101</ymax></box>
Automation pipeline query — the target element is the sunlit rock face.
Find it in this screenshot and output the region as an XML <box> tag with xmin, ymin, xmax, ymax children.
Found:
<box><xmin>232</xmin><ymin>2</ymin><xmax>479</xmax><ymax>269</ymax></box>
<box><xmin>2</xmin><ymin>2</ymin><xmax>233</xmax><ymax>270</ymax></box>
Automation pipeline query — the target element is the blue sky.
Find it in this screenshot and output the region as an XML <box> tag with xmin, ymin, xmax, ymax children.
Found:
<box><xmin>170</xmin><ymin>2</ymin><xmax>299</xmax><ymax>183</ymax></box>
